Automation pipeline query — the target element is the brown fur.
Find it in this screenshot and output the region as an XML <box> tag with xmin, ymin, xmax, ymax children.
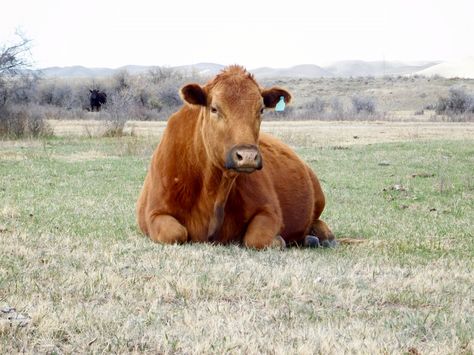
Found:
<box><xmin>136</xmin><ymin>65</ymin><xmax>334</xmax><ymax>249</ymax></box>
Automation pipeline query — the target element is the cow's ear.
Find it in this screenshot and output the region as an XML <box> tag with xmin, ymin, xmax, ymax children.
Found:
<box><xmin>261</xmin><ymin>87</ymin><xmax>292</xmax><ymax>108</ymax></box>
<box><xmin>180</xmin><ymin>83</ymin><xmax>207</xmax><ymax>106</ymax></box>
<box><xmin>89</xmin><ymin>89</ymin><xmax>93</xmax><ymax>93</ymax></box>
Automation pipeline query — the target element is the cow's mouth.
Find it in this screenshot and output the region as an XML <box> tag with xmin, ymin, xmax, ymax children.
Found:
<box><xmin>233</xmin><ymin>166</ymin><xmax>260</xmax><ymax>174</ymax></box>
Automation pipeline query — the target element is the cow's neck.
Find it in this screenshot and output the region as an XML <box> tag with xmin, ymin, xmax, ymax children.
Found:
<box><xmin>193</xmin><ymin>109</ymin><xmax>237</xmax><ymax>242</ymax></box>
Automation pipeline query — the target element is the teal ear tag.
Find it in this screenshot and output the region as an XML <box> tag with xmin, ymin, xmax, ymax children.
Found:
<box><xmin>275</xmin><ymin>96</ymin><xmax>286</xmax><ymax>112</ymax></box>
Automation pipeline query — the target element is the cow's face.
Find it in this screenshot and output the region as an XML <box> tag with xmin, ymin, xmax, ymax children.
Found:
<box><xmin>180</xmin><ymin>66</ymin><xmax>291</xmax><ymax>173</ymax></box>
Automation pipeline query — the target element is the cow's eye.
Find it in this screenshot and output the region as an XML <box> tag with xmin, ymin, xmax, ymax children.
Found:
<box><xmin>210</xmin><ymin>106</ymin><xmax>218</xmax><ymax>114</ymax></box>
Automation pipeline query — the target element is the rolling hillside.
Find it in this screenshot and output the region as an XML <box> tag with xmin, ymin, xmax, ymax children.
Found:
<box><xmin>415</xmin><ymin>57</ymin><xmax>474</xmax><ymax>78</ymax></box>
<box><xmin>34</xmin><ymin>60</ymin><xmax>462</xmax><ymax>79</ymax></box>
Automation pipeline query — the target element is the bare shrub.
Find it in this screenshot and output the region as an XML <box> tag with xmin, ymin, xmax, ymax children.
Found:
<box><xmin>0</xmin><ymin>104</ymin><xmax>52</xmax><ymax>138</ymax></box>
<box><xmin>101</xmin><ymin>88</ymin><xmax>135</xmax><ymax>136</ymax></box>
<box><xmin>264</xmin><ymin>105</ymin><xmax>295</xmax><ymax>120</ymax></box>
<box><xmin>435</xmin><ymin>87</ymin><xmax>474</xmax><ymax>114</ymax></box>
<box><xmin>8</xmin><ymin>73</ymin><xmax>40</xmax><ymax>104</ymax></box>
<box><xmin>352</xmin><ymin>95</ymin><xmax>376</xmax><ymax>114</ymax></box>
<box><xmin>328</xmin><ymin>97</ymin><xmax>345</xmax><ymax>120</ymax></box>
<box><xmin>154</xmin><ymin>78</ymin><xmax>183</xmax><ymax>117</ymax></box>
<box><xmin>148</xmin><ymin>66</ymin><xmax>183</xmax><ymax>84</ymax></box>
<box><xmin>0</xmin><ymin>106</ymin><xmax>25</xmax><ymax>137</ymax></box>
<box><xmin>302</xmin><ymin>97</ymin><xmax>326</xmax><ymax>114</ymax></box>
<box><xmin>262</xmin><ymin>94</ymin><xmax>385</xmax><ymax>121</ymax></box>
<box><xmin>0</xmin><ymin>32</ymin><xmax>31</xmax><ymax>76</ymax></box>
<box><xmin>434</xmin><ymin>87</ymin><xmax>474</xmax><ymax>122</ymax></box>
<box><xmin>0</xmin><ymin>33</ymin><xmax>51</xmax><ymax>137</ymax></box>
<box><xmin>90</xmin><ymin>68</ymin><xmax>203</xmax><ymax>123</ymax></box>
<box><xmin>37</xmin><ymin>80</ymin><xmax>77</xmax><ymax>108</ymax></box>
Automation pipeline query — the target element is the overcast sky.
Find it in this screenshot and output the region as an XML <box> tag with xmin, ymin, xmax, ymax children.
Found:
<box><xmin>1</xmin><ymin>0</ymin><xmax>473</xmax><ymax>69</ymax></box>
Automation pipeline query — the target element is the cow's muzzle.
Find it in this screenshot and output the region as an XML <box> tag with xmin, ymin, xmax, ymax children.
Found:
<box><xmin>225</xmin><ymin>144</ymin><xmax>262</xmax><ymax>173</ymax></box>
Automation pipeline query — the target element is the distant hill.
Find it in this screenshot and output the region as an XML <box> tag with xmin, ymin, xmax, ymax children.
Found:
<box><xmin>37</xmin><ymin>63</ymin><xmax>225</xmax><ymax>79</ymax></box>
<box><xmin>324</xmin><ymin>60</ymin><xmax>438</xmax><ymax>77</ymax></box>
<box><xmin>38</xmin><ymin>66</ymin><xmax>116</xmax><ymax>78</ymax></box>
<box><xmin>35</xmin><ymin>60</ymin><xmax>445</xmax><ymax>79</ymax></box>
<box><xmin>415</xmin><ymin>57</ymin><xmax>474</xmax><ymax>79</ymax></box>
<box><xmin>173</xmin><ymin>62</ymin><xmax>225</xmax><ymax>76</ymax></box>
<box><xmin>252</xmin><ymin>64</ymin><xmax>332</xmax><ymax>78</ymax></box>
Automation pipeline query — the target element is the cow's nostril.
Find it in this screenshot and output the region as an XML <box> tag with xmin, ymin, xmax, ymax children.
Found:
<box><xmin>226</xmin><ymin>145</ymin><xmax>262</xmax><ymax>172</ymax></box>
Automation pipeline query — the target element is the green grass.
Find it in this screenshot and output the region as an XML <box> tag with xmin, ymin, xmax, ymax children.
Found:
<box><xmin>1</xmin><ymin>135</ymin><xmax>473</xmax><ymax>354</ymax></box>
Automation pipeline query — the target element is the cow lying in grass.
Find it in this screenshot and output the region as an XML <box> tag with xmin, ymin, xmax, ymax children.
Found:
<box><xmin>137</xmin><ymin>65</ymin><xmax>335</xmax><ymax>249</ymax></box>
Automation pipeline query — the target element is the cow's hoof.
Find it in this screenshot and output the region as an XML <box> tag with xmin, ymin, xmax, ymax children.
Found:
<box><xmin>321</xmin><ymin>239</ymin><xmax>337</xmax><ymax>248</ymax></box>
<box><xmin>304</xmin><ymin>235</ymin><xmax>320</xmax><ymax>248</ymax></box>
<box><xmin>271</xmin><ymin>235</ymin><xmax>286</xmax><ymax>249</ymax></box>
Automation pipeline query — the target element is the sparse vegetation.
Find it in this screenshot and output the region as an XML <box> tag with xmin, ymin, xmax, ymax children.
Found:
<box><xmin>259</xmin><ymin>75</ymin><xmax>474</xmax><ymax>121</ymax></box>
<box><xmin>0</xmin><ymin>104</ymin><xmax>52</xmax><ymax>138</ymax></box>
<box><xmin>0</xmin><ymin>52</ymin><xmax>206</xmax><ymax>137</ymax></box>
<box><xmin>435</xmin><ymin>86</ymin><xmax>474</xmax><ymax>121</ymax></box>
<box><xmin>270</xmin><ymin>94</ymin><xmax>383</xmax><ymax>121</ymax></box>
<box><xmin>351</xmin><ymin>95</ymin><xmax>376</xmax><ymax>114</ymax></box>
<box><xmin>0</xmin><ymin>34</ymin><xmax>51</xmax><ymax>137</ymax></box>
<box><xmin>2</xmin><ymin>59</ymin><xmax>474</xmax><ymax>132</ymax></box>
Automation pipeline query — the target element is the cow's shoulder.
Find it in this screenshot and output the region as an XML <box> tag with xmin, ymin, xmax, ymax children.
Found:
<box><xmin>259</xmin><ymin>133</ymin><xmax>297</xmax><ymax>159</ymax></box>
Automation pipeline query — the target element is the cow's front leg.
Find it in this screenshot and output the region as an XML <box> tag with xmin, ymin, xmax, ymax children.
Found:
<box><xmin>148</xmin><ymin>214</ymin><xmax>188</xmax><ymax>244</ymax></box>
<box><xmin>243</xmin><ymin>210</ymin><xmax>285</xmax><ymax>249</ymax></box>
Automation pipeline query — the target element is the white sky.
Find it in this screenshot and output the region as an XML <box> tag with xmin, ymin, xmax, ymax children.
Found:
<box><xmin>1</xmin><ymin>0</ymin><xmax>473</xmax><ymax>69</ymax></box>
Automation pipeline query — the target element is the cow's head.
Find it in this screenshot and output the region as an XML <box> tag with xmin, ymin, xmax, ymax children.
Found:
<box><xmin>89</xmin><ymin>89</ymin><xmax>99</xmax><ymax>100</ymax></box>
<box><xmin>180</xmin><ymin>65</ymin><xmax>291</xmax><ymax>173</ymax></box>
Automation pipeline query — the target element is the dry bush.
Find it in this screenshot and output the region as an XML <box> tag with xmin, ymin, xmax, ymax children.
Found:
<box><xmin>0</xmin><ymin>67</ymin><xmax>197</xmax><ymax>133</ymax></box>
<box><xmin>434</xmin><ymin>86</ymin><xmax>474</xmax><ymax>121</ymax></box>
<box><xmin>93</xmin><ymin>68</ymin><xmax>203</xmax><ymax>125</ymax></box>
<box><xmin>101</xmin><ymin>88</ymin><xmax>135</xmax><ymax>136</ymax></box>
<box><xmin>0</xmin><ymin>74</ymin><xmax>52</xmax><ymax>138</ymax></box>
<box><xmin>266</xmin><ymin>94</ymin><xmax>383</xmax><ymax>121</ymax></box>
<box><xmin>37</xmin><ymin>78</ymin><xmax>90</xmax><ymax>110</ymax></box>
<box><xmin>0</xmin><ymin>104</ymin><xmax>52</xmax><ymax>138</ymax></box>
<box><xmin>351</xmin><ymin>95</ymin><xmax>376</xmax><ymax>114</ymax></box>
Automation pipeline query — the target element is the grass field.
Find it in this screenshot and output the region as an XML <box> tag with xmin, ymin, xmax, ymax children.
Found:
<box><xmin>1</xmin><ymin>123</ymin><xmax>473</xmax><ymax>353</ymax></box>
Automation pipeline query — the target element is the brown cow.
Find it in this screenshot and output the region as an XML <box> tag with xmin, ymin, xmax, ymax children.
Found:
<box><xmin>137</xmin><ymin>65</ymin><xmax>335</xmax><ymax>249</ymax></box>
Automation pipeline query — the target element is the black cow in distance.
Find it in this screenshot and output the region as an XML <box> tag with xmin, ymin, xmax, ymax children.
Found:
<box><xmin>89</xmin><ymin>89</ymin><xmax>107</xmax><ymax>111</ymax></box>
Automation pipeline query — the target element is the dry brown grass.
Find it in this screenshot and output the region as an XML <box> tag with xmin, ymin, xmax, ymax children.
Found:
<box><xmin>53</xmin><ymin>150</ymin><xmax>117</xmax><ymax>163</ymax></box>
<box><xmin>46</xmin><ymin>119</ymin><xmax>474</xmax><ymax>147</ymax></box>
<box><xmin>2</xmin><ymin>232</ymin><xmax>473</xmax><ymax>354</ymax></box>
